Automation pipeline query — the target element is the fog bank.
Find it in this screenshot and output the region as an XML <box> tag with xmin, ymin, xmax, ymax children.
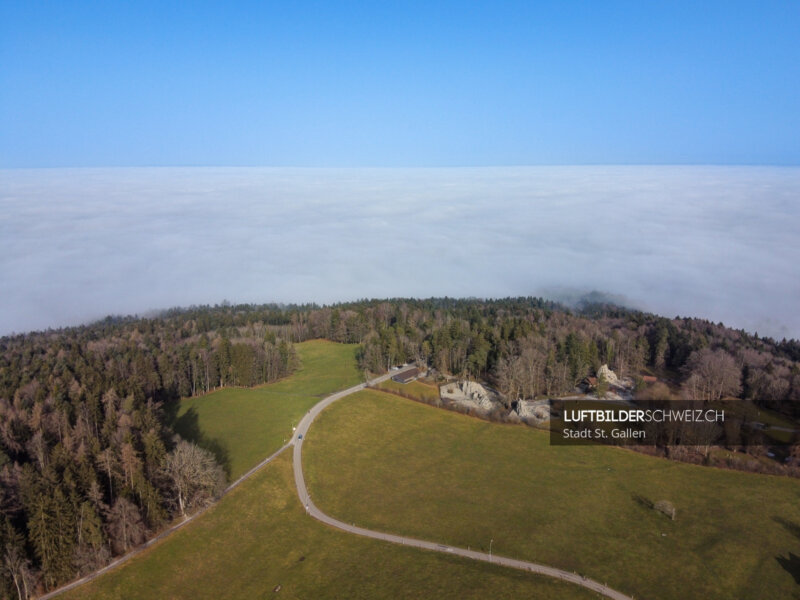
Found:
<box><xmin>1</xmin><ymin>166</ymin><xmax>798</xmax><ymax>339</ymax></box>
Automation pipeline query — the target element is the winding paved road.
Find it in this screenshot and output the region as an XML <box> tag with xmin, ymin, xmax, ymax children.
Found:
<box><xmin>44</xmin><ymin>367</ymin><xmax>636</xmax><ymax>599</ymax></box>
<box><xmin>292</xmin><ymin>368</ymin><xmax>636</xmax><ymax>600</ymax></box>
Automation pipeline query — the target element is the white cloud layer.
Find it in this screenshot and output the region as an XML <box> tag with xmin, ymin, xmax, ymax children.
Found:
<box><xmin>1</xmin><ymin>166</ymin><xmax>799</xmax><ymax>339</ymax></box>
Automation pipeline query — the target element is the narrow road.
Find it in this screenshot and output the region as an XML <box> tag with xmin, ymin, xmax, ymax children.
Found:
<box><xmin>43</xmin><ymin>367</ymin><xmax>636</xmax><ymax>599</ymax></box>
<box><xmin>292</xmin><ymin>368</ymin><xmax>636</xmax><ymax>600</ymax></box>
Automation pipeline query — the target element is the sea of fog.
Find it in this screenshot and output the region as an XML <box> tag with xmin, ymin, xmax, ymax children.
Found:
<box><xmin>1</xmin><ymin>166</ymin><xmax>799</xmax><ymax>339</ymax></box>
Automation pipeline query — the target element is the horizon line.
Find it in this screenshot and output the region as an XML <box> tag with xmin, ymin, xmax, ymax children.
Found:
<box><xmin>3</xmin><ymin>163</ymin><xmax>800</xmax><ymax>171</ymax></box>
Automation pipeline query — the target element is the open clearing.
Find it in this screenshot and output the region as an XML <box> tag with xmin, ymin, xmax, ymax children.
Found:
<box><xmin>64</xmin><ymin>452</ymin><xmax>600</xmax><ymax>600</ymax></box>
<box><xmin>303</xmin><ymin>389</ymin><xmax>800</xmax><ymax>600</ymax></box>
<box><xmin>170</xmin><ymin>339</ymin><xmax>362</xmax><ymax>479</ymax></box>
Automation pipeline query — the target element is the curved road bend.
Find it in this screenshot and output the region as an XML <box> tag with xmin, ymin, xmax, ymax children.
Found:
<box><xmin>42</xmin><ymin>368</ymin><xmax>634</xmax><ymax>600</ymax></box>
<box><xmin>293</xmin><ymin>368</ymin><xmax>636</xmax><ymax>600</ymax></box>
<box><xmin>40</xmin><ymin>373</ymin><xmax>389</xmax><ymax>600</ymax></box>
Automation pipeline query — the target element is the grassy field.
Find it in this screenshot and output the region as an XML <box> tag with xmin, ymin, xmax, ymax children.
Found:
<box><xmin>65</xmin><ymin>452</ymin><xmax>601</xmax><ymax>600</ymax></box>
<box><xmin>170</xmin><ymin>339</ymin><xmax>362</xmax><ymax>480</ymax></box>
<box><xmin>713</xmin><ymin>399</ymin><xmax>798</xmax><ymax>430</ymax></box>
<box><xmin>376</xmin><ymin>378</ymin><xmax>441</xmax><ymax>403</ymax></box>
<box><xmin>303</xmin><ymin>389</ymin><xmax>800</xmax><ymax>600</ymax></box>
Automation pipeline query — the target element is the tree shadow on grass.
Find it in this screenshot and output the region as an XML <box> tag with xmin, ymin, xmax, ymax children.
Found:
<box><xmin>776</xmin><ymin>553</ymin><xmax>800</xmax><ymax>585</ymax></box>
<box><xmin>166</xmin><ymin>404</ymin><xmax>232</xmax><ymax>481</ymax></box>
<box><xmin>631</xmin><ymin>493</ymin><xmax>653</xmax><ymax>509</ymax></box>
<box><xmin>774</xmin><ymin>517</ymin><xmax>800</xmax><ymax>585</ymax></box>
<box><xmin>774</xmin><ymin>516</ymin><xmax>800</xmax><ymax>541</ymax></box>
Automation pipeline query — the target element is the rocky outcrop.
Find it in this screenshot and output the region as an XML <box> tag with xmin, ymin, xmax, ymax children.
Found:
<box><xmin>516</xmin><ymin>400</ymin><xmax>551</xmax><ymax>423</ymax></box>
<box><xmin>597</xmin><ymin>364</ymin><xmax>618</xmax><ymax>385</ymax></box>
<box><xmin>594</xmin><ymin>364</ymin><xmax>635</xmax><ymax>401</ymax></box>
<box><xmin>440</xmin><ymin>380</ymin><xmax>501</xmax><ymax>413</ymax></box>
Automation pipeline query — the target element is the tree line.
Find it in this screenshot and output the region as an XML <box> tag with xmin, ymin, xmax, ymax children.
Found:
<box><xmin>339</xmin><ymin>298</ymin><xmax>799</xmax><ymax>410</ymax></box>
<box><xmin>0</xmin><ymin>310</ymin><xmax>296</xmax><ymax>598</ymax></box>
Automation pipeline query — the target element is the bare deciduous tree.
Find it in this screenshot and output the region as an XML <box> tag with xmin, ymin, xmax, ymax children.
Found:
<box><xmin>161</xmin><ymin>440</ymin><xmax>226</xmax><ymax>518</ymax></box>
<box><xmin>4</xmin><ymin>545</ymin><xmax>36</xmax><ymax>600</ymax></box>
<box><xmin>105</xmin><ymin>497</ymin><xmax>146</xmax><ymax>555</ymax></box>
<box><xmin>682</xmin><ymin>348</ymin><xmax>742</xmax><ymax>401</ymax></box>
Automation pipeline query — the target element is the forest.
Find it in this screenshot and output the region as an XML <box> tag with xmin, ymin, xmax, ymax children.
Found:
<box><xmin>0</xmin><ymin>309</ymin><xmax>297</xmax><ymax>598</ymax></box>
<box><xmin>1</xmin><ymin>297</ymin><xmax>799</xmax><ymax>598</ymax></box>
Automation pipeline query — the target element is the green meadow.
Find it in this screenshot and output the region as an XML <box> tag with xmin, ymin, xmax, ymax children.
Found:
<box><xmin>170</xmin><ymin>339</ymin><xmax>362</xmax><ymax>479</ymax></box>
<box><xmin>376</xmin><ymin>377</ymin><xmax>441</xmax><ymax>403</ymax></box>
<box><xmin>67</xmin><ymin>342</ymin><xmax>599</xmax><ymax>600</ymax></box>
<box><xmin>65</xmin><ymin>453</ymin><xmax>599</xmax><ymax>600</ymax></box>
<box><xmin>303</xmin><ymin>389</ymin><xmax>800</xmax><ymax>600</ymax></box>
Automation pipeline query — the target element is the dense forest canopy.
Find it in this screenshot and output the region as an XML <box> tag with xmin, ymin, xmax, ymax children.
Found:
<box><xmin>1</xmin><ymin>297</ymin><xmax>798</xmax><ymax>597</ymax></box>
<box><xmin>0</xmin><ymin>306</ymin><xmax>297</xmax><ymax>598</ymax></box>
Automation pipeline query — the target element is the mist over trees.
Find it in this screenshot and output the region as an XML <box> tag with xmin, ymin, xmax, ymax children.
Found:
<box><xmin>0</xmin><ymin>297</ymin><xmax>798</xmax><ymax>596</ymax></box>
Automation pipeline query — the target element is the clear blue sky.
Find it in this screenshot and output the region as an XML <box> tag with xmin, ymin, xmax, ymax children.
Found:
<box><xmin>1</xmin><ymin>1</ymin><xmax>798</xmax><ymax>167</ymax></box>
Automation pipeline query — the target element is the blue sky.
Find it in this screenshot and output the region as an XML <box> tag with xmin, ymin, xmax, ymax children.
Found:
<box><xmin>1</xmin><ymin>1</ymin><xmax>799</xmax><ymax>167</ymax></box>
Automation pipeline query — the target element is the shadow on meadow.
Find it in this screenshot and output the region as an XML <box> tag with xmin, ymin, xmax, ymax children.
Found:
<box><xmin>774</xmin><ymin>517</ymin><xmax>800</xmax><ymax>585</ymax></box>
<box><xmin>164</xmin><ymin>402</ymin><xmax>232</xmax><ymax>480</ymax></box>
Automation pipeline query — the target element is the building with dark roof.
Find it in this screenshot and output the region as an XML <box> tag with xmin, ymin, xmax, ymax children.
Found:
<box><xmin>392</xmin><ymin>367</ymin><xmax>420</xmax><ymax>384</ymax></box>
